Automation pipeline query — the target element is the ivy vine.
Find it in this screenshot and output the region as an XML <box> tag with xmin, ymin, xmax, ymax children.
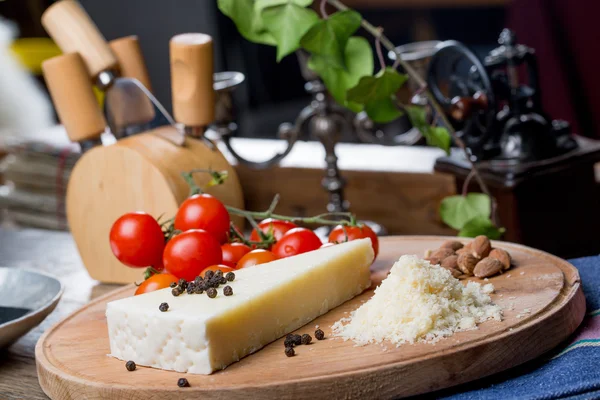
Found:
<box><xmin>217</xmin><ymin>0</ymin><xmax>504</xmax><ymax>239</ymax></box>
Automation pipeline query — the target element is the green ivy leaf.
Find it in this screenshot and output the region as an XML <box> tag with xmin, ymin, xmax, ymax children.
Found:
<box><xmin>427</xmin><ymin>126</ymin><xmax>451</xmax><ymax>154</ymax></box>
<box><xmin>458</xmin><ymin>216</ymin><xmax>505</xmax><ymax>239</ymax></box>
<box><xmin>405</xmin><ymin>106</ymin><xmax>451</xmax><ymax>154</ymax></box>
<box><xmin>347</xmin><ymin>67</ymin><xmax>408</xmax><ymax>103</ymax></box>
<box><xmin>218</xmin><ymin>0</ymin><xmax>276</xmax><ymax>45</ymax></box>
<box><xmin>346</xmin><ymin>67</ymin><xmax>408</xmax><ymax>123</ymax></box>
<box><xmin>405</xmin><ymin>105</ymin><xmax>427</xmax><ymax>130</ymax></box>
<box><xmin>364</xmin><ymin>97</ymin><xmax>403</xmax><ymax>123</ymax></box>
<box><xmin>439</xmin><ymin>193</ymin><xmax>491</xmax><ymax>230</ymax></box>
<box><xmin>261</xmin><ymin>3</ymin><xmax>319</xmax><ymax>62</ymax></box>
<box><xmin>307</xmin><ymin>36</ymin><xmax>374</xmax><ymax>110</ymax></box>
<box><xmin>300</xmin><ymin>10</ymin><xmax>362</xmax><ymax>70</ymax></box>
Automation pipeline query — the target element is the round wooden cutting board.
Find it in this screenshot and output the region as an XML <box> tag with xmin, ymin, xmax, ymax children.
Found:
<box><xmin>36</xmin><ymin>237</ymin><xmax>585</xmax><ymax>400</ymax></box>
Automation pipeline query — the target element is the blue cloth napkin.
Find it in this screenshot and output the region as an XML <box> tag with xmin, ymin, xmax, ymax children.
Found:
<box><xmin>431</xmin><ymin>256</ymin><xmax>600</xmax><ymax>400</ymax></box>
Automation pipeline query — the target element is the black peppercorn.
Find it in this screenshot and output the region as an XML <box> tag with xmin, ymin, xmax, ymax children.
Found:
<box><xmin>194</xmin><ymin>276</ymin><xmax>203</xmax><ymax>285</ymax></box>
<box><xmin>292</xmin><ymin>334</ymin><xmax>302</xmax><ymax>346</ymax></box>
<box><xmin>284</xmin><ymin>347</ymin><xmax>295</xmax><ymax>357</ymax></box>
<box><xmin>219</xmin><ymin>277</ymin><xmax>227</xmax><ymax>285</ymax></box>
<box><xmin>315</xmin><ymin>329</ymin><xmax>325</xmax><ymax>340</ymax></box>
<box><xmin>186</xmin><ymin>283</ymin><xmax>196</xmax><ymax>294</ymax></box>
<box><xmin>205</xmin><ymin>270</ymin><xmax>215</xmax><ymax>280</ymax></box>
<box><xmin>206</xmin><ymin>278</ymin><xmax>217</xmax><ymax>289</ymax></box>
<box><xmin>125</xmin><ymin>360</ymin><xmax>136</xmax><ymax>371</ymax></box>
<box><xmin>284</xmin><ymin>337</ymin><xmax>295</xmax><ymax>347</ymax></box>
<box><xmin>194</xmin><ymin>285</ymin><xmax>204</xmax><ymax>294</ymax></box>
<box><xmin>177</xmin><ymin>377</ymin><xmax>190</xmax><ymax>387</ymax></box>
<box><xmin>207</xmin><ymin>287</ymin><xmax>217</xmax><ymax>298</ymax></box>
<box><xmin>169</xmin><ymin>282</ymin><xmax>177</xmax><ymax>288</ymax></box>
<box><xmin>223</xmin><ymin>286</ymin><xmax>233</xmax><ymax>296</ymax></box>
<box><xmin>159</xmin><ymin>302</ymin><xmax>169</xmax><ymax>312</ymax></box>
<box><xmin>226</xmin><ymin>272</ymin><xmax>235</xmax><ymax>282</ymax></box>
<box><xmin>171</xmin><ymin>287</ymin><xmax>182</xmax><ymax>297</ymax></box>
<box><xmin>178</xmin><ymin>279</ymin><xmax>188</xmax><ymax>290</ymax></box>
<box><xmin>214</xmin><ymin>270</ymin><xmax>223</xmax><ymax>279</ymax></box>
<box><xmin>301</xmin><ymin>334</ymin><xmax>312</xmax><ymax>345</ymax></box>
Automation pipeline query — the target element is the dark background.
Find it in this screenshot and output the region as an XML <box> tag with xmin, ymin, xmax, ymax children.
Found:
<box><xmin>1</xmin><ymin>0</ymin><xmax>506</xmax><ymax>139</ymax></box>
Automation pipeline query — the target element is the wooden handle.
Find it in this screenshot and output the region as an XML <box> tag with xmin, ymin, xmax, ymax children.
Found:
<box><xmin>450</xmin><ymin>91</ymin><xmax>488</xmax><ymax>121</ymax></box>
<box><xmin>42</xmin><ymin>0</ymin><xmax>117</xmax><ymax>78</ymax></box>
<box><xmin>109</xmin><ymin>36</ymin><xmax>153</xmax><ymax>92</ymax></box>
<box><xmin>42</xmin><ymin>53</ymin><xmax>106</xmax><ymax>142</ymax></box>
<box><xmin>170</xmin><ymin>33</ymin><xmax>215</xmax><ymax>127</ymax></box>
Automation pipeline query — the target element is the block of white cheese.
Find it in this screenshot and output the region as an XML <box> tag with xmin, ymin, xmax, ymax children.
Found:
<box><xmin>106</xmin><ymin>238</ymin><xmax>374</xmax><ymax>374</ymax></box>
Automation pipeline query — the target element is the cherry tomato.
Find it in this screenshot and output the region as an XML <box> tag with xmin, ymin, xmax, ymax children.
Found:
<box><xmin>200</xmin><ymin>264</ymin><xmax>235</xmax><ymax>278</ymax></box>
<box><xmin>249</xmin><ymin>218</ymin><xmax>297</xmax><ymax>243</ymax></box>
<box><xmin>221</xmin><ymin>243</ymin><xmax>251</xmax><ymax>268</ymax></box>
<box><xmin>109</xmin><ymin>212</ymin><xmax>165</xmax><ymax>268</ymax></box>
<box><xmin>271</xmin><ymin>227</ymin><xmax>322</xmax><ymax>258</ymax></box>
<box><xmin>328</xmin><ymin>224</ymin><xmax>379</xmax><ymax>258</ymax></box>
<box><xmin>163</xmin><ymin>229</ymin><xmax>222</xmax><ymax>281</ymax></box>
<box><xmin>174</xmin><ymin>194</ymin><xmax>230</xmax><ymax>243</ymax></box>
<box><xmin>237</xmin><ymin>249</ymin><xmax>278</xmax><ymax>269</ymax></box>
<box><xmin>135</xmin><ymin>273</ymin><xmax>178</xmax><ymax>296</ymax></box>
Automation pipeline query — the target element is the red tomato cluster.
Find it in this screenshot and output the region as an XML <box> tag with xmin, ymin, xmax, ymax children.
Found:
<box><xmin>109</xmin><ymin>194</ymin><xmax>379</xmax><ymax>295</ymax></box>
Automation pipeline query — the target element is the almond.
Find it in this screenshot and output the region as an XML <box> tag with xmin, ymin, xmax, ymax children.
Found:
<box><xmin>425</xmin><ymin>257</ymin><xmax>441</xmax><ymax>265</ymax></box>
<box><xmin>431</xmin><ymin>247</ymin><xmax>455</xmax><ymax>260</ymax></box>
<box><xmin>441</xmin><ymin>255</ymin><xmax>459</xmax><ymax>270</ymax></box>
<box><xmin>456</xmin><ymin>242</ymin><xmax>472</xmax><ymax>255</ymax></box>
<box><xmin>442</xmin><ymin>266</ymin><xmax>462</xmax><ymax>279</ymax></box>
<box><xmin>474</xmin><ymin>258</ymin><xmax>503</xmax><ymax>278</ymax></box>
<box><xmin>457</xmin><ymin>253</ymin><xmax>478</xmax><ymax>275</ymax></box>
<box><xmin>471</xmin><ymin>235</ymin><xmax>491</xmax><ymax>258</ymax></box>
<box><xmin>440</xmin><ymin>240</ymin><xmax>464</xmax><ymax>251</ymax></box>
<box><xmin>489</xmin><ymin>248</ymin><xmax>511</xmax><ymax>270</ymax></box>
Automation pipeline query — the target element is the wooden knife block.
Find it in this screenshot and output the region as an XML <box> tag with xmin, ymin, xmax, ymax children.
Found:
<box><xmin>67</xmin><ymin>126</ymin><xmax>244</xmax><ymax>284</ymax></box>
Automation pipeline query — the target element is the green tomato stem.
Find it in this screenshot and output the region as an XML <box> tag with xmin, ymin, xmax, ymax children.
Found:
<box><xmin>183</xmin><ymin>170</ymin><xmax>356</xmax><ymax>227</ymax></box>
<box><xmin>228</xmin><ymin>222</ymin><xmax>275</xmax><ymax>248</ymax></box>
<box><xmin>224</xmin><ymin>204</ymin><xmax>354</xmax><ymax>227</ymax></box>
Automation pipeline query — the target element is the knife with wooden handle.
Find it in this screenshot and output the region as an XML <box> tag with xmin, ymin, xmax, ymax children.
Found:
<box><xmin>42</xmin><ymin>52</ymin><xmax>105</xmax><ymax>150</ymax></box>
<box><xmin>41</xmin><ymin>0</ymin><xmax>116</xmax><ymax>79</ymax></box>
<box><xmin>170</xmin><ymin>33</ymin><xmax>216</xmax><ymax>136</ymax></box>
<box><xmin>42</xmin><ymin>0</ymin><xmax>175</xmax><ymax>141</ymax></box>
<box><xmin>109</xmin><ymin>35</ymin><xmax>153</xmax><ymax>93</ymax></box>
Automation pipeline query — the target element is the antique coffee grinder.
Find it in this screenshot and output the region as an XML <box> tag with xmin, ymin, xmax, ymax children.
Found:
<box><xmin>429</xmin><ymin>29</ymin><xmax>600</xmax><ymax>258</ymax></box>
<box><xmin>427</xmin><ymin>29</ymin><xmax>578</xmax><ymax>162</ymax></box>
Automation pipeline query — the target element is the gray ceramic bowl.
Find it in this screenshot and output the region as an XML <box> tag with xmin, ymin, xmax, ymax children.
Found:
<box><xmin>0</xmin><ymin>267</ymin><xmax>63</xmax><ymax>348</ymax></box>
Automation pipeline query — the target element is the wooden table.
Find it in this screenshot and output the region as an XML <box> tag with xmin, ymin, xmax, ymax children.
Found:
<box><xmin>0</xmin><ymin>227</ymin><xmax>119</xmax><ymax>400</ymax></box>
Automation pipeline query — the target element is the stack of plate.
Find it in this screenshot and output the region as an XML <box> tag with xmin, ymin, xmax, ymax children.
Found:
<box><xmin>0</xmin><ymin>139</ymin><xmax>80</xmax><ymax>230</ymax></box>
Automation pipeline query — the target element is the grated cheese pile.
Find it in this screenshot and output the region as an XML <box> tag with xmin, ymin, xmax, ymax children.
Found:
<box><xmin>332</xmin><ymin>255</ymin><xmax>502</xmax><ymax>346</ymax></box>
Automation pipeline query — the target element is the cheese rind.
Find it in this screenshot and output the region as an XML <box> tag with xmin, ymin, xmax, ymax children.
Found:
<box><xmin>106</xmin><ymin>238</ymin><xmax>373</xmax><ymax>374</ymax></box>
